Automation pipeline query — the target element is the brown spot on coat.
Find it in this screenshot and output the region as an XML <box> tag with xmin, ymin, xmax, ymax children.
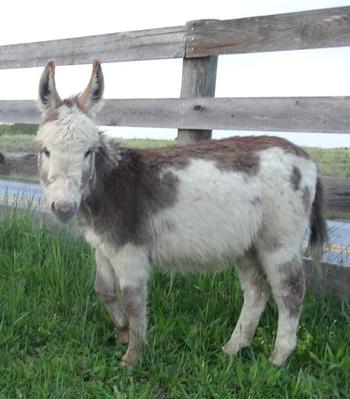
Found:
<box><xmin>290</xmin><ymin>166</ymin><xmax>302</xmax><ymax>191</ymax></box>
<box><xmin>94</xmin><ymin>272</ymin><xmax>116</xmax><ymax>304</ymax></box>
<box><xmin>279</xmin><ymin>259</ymin><xmax>305</xmax><ymax>317</ymax></box>
<box><xmin>141</xmin><ymin>135</ymin><xmax>308</xmax><ymax>175</ymax></box>
<box><xmin>122</xmin><ymin>285</ymin><xmax>147</xmax><ymax>320</ymax></box>
<box><xmin>79</xmin><ymin>139</ymin><xmax>179</xmax><ymax>246</ymax></box>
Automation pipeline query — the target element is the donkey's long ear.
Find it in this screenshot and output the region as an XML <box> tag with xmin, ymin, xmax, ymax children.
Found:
<box><xmin>38</xmin><ymin>60</ymin><xmax>63</xmax><ymax>112</ymax></box>
<box><xmin>77</xmin><ymin>59</ymin><xmax>104</xmax><ymax>116</ymax></box>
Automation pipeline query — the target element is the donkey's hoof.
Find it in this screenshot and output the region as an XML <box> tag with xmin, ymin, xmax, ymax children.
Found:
<box><xmin>120</xmin><ymin>348</ymin><xmax>139</xmax><ymax>367</ymax></box>
<box><xmin>268</xmin><ymin>353</ymin><xmax>286</xmax><ymax>367</ymax></box>
<box><xmin>222</xmin><ymin>340</ymin><xmax>249</xmax><ymax>356</ymax></box>
<box><xmin>269</xmin><ymin>343</ymin><xmax>295</xmax><ymax>366</ymax></box>
<box><xmin>117</xmin><ymin>327</ymin><xmax>129</xmax><ymax>345</ymax></box>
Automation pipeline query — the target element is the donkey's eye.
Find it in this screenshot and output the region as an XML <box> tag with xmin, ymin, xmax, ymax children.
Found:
<box><xmin>42</xmin><ymin>147</ymin><xmax>50</xmax><ymax>158</ymax></box>
<box><xmin>84</xmin><ymin>149</ymin><xmax>92</xmax><ymax>159</ymax></box>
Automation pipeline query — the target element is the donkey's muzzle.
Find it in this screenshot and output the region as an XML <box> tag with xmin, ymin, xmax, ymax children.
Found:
<box><xmin>51</xmin><ymin>201</ymin><xmax>77</xmax><ymax>223</ymax></box>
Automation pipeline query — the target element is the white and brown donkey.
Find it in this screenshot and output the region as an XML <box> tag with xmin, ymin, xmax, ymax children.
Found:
<box><xmin>36</xmin><ymin>59</ymin><xmax>327</xmax><ymax>366</ymax></box>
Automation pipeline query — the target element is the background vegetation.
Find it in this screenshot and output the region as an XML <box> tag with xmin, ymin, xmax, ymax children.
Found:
<box><xmin>0</xmin><ymin>123</ymin><xmax>38</xmax><ymax>136</ymax></box>
<box><xmin>0</xmin><ymin>124</ymin><xmax>349</xmax><ymax>177</ymax></box>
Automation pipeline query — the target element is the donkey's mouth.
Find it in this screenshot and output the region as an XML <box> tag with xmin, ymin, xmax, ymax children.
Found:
<box><xmin>51</xmin><ymin>201</ymin><xmax>77</xmax><ymax>223</ymax></box>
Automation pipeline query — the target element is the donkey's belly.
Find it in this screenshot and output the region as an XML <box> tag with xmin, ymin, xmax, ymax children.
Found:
<box><xmin>150</xmin><ymin>161</ymin><xmax>263</xmax><ymax>272</ymax></box>
<box><xmin>150</xmin><ymin>211</ymin><xmax>261</xmax><ymax>272</ymax></box>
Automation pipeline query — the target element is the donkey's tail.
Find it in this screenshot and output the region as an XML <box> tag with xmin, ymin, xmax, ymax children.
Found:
<box><xmin>309</xmin><ymin>177</ymin><xmax>328</xmax><ymax>264</ymax></box>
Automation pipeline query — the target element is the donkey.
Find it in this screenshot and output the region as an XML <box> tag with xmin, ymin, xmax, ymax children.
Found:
<box><xmin>35</xmin><ymin>59</ymin><xmax>327</xmax><ymax>367</ymax></box>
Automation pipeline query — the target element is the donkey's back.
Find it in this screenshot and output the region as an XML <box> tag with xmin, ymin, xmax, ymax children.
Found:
<box><xmin>147</xmin><ymin>136</ymin><xmax>319</xmax><ymax>273</ymax></box>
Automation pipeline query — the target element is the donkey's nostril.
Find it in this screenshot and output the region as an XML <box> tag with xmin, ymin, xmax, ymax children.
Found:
<box><xmin>60</xmin><ymin>205</ymin><xmax>71</xmax><ymax>213</ymax></box>
<box><xmin>51</xmin><ymin>201</ymin><xmax>77</xmax><ymax>223</ymax></box>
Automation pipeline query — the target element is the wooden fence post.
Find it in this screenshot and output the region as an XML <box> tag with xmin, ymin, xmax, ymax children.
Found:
<box><xmin>177</xmin><ymin>21</ymin><xmax>218</xmax><ymax>145</ymax></box>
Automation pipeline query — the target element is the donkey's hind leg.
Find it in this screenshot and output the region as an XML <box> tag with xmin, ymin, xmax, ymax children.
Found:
<box><xmin>95</xmin><ymin>249</ymin><xmax>129</xmax><ymax>344</ymax></box>
<box><xmin>259</xmin><ymin>250</ymin><xmax>305</xmax><ymax>366</ymax></box>
<box><xmin>223</xmin><ymin>249</ymin><xmax>270</xmax><ymax>355</ymax></box>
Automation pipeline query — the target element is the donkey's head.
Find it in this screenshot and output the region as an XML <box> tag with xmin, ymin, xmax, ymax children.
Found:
<box><xmin>36</xmin><ymin>59</ymin><xmax>104</xmax><ymax>222</ymax></box>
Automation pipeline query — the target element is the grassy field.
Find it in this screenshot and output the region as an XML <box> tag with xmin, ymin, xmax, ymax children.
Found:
<box><xmin>0</xmin><ymin>209</ymin><xmax>349</xmax><ymax>398</ymax></box>
<box><xmin>0</xmin><ymin>134</ymin><xmax>36</xmax><ymax>153</ymax></box>
<box><xmin>0</xmin><ymin>135</ymin><xmax>173</xmax><ymax>153</ymax></box>
<box><xmin>0</xmin><ymin>124</ymin><xmax>38</xmax><ymax>136</ymax></box>
<box><xmin>305</xmin><ymin>147</ymin><xmax>350</xmax><ymax>178</ymax></box>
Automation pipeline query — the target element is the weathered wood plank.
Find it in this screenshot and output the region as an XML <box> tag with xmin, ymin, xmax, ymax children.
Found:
<box><xmin>186</xmin><ymin>6</ymin><xmax>350</xmax><ymax>57</ymax></box>
<box><xmin>323</xmin><ymin>176</ymin><xmax>350</xmax><ymax>219</ymax></box>
<box><xmin>0</xmin><ymin>100</ymin><xmax>39</xmax><ymax>123</ymax></box>
<box><xmin>102</xmin><ymin>97</ymin><xmax>350</xmax><ymax>133</ymax></box>
<box><xmin>177</xmin><ymin>34</ymin><xmax>218</xmax><ymax>144</ymax></box>
<box><xmin>0</xmin><ymin>152</ymin><xmax>37</xmax><ymax>182</ymax></box>
<box><xmin>304</xmin><ymin>258</ymin><xmax>350</xmax><ymax>301</ymax></box>
<box><xmin>1</xmin><ymin>97</ymin><xmax>350</xmax><ymax>133</ymax></box>
<box><xmin>0</xmin><ymin>26</ymin><xmax>185</xmax><ymax>69</ymax></box>
<box><xmin>1</xmin><ymin>6</ymin><xmax>349</xmax><ymax>70</ymax></box>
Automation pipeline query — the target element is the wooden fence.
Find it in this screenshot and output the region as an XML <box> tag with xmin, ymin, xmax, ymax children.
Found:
<box><xmin>0</xmin><ymin>6</ymin><xmax>349</xmax><ymax>216</ymax></box>
<box><xmin>0</xmin><ymin>6</ymin><xmax>349</xmax><ymax>297</ymax></box>
<box><xmin>1</xmin><ymin>6</ymin><xmax>350</xmax><ymax>135</ymax></box>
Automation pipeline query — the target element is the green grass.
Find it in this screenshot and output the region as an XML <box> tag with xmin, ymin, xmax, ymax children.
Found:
<box><xmin>0</xmin><ymin>133</ymin><xmax>173</xmax><ymax>153</ymax></box>
<box><xmin>116</xmin><ymin>139</ymin><xmax>174</xmax><ymax>149</ymax></box>
<box><xmin>0</xmin><ymin>134</ymin><xmax>36</xmax><ymax>152</ymax></box>
<box><xmin>305</xmin><ymin>147</ymin><xmax>350</xmax><ymax>178</ymax></box>
<box><xmin>0</xmin><ymin>209</ymin><xmax>349</xmax><ymax>398</ymax></box>
<box><xmin>0</xmin><ymin>123</ymin><xmax>38</xmax><ymax>136</ymax></box>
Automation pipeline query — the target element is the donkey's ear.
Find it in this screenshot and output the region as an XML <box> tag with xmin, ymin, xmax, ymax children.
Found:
<box><xmin>38</xmin><ymin>60</ymin><xmax>63</xmax><ymax>112</ymax></box>
<box><xmin>77</xmin><ymin>59</ymin><xmax>104</xmax><ymax>115</ymax></box>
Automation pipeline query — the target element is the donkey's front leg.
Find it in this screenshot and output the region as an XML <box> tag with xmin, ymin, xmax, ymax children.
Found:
<box><xmin>120</xmin><ymin>282</ymin><xmax>148</xmax><ymax>366</ymax></box>
<box><xmin>108</xmin><ymin>244</ymin><xmax>150</xmax><ymax>366</ymax></box>
<box><xmin>94</xmin><ymin>250</ymin><xmax>129</xmax><ymax>344</ymax></box>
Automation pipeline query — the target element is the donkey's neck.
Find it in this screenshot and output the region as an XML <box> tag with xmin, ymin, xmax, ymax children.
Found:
<box><xmin>79</xmin><ymin>140</ymin><xmax>178</xmax><ymax>246</ymax></box>
<box><xmin>81</xmin><ymin>141</ymin><xmax>144</xmax><ymax>217</ymax></box>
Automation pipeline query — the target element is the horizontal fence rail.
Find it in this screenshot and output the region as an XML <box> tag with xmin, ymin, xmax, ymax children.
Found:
<box><xmin>304</xmin><ymin>259</ymin><xmax>350</xmax><ymax>301</ymax></box>
<box><xmin>186</xmin><ymin>6</ymin><xmax>350</xmax><ymax>57</ymax></box>
<box><xmin>0</xmin><ymin>26</ymin><xmax>186</xmax><ymax>69</ymax></box>
<box><xmin>1</xmin><ymin>7</ymin><xmax>350</xmax><ymax>69</ymax></box>
<box><xmin>322</xmin><ymin>176</ymin><xmax>350</xmax><ymax>219</ymax></box>
<box><xmin>1</xmin><ymin>97</ymin><xmax>350</xmax><ymax>133</ymax></box>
